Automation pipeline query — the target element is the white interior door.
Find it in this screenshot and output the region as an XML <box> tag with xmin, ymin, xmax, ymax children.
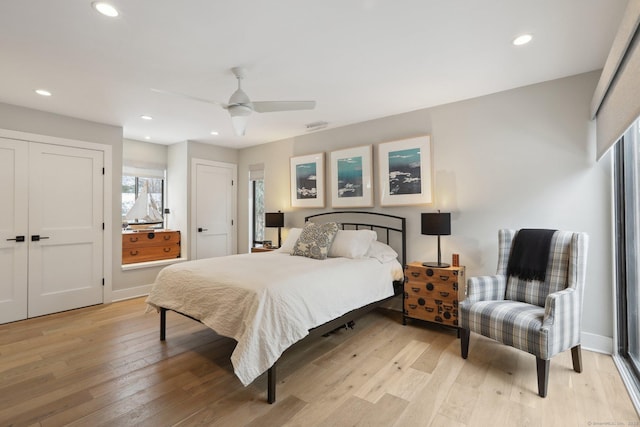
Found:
<box><xmin>28</xmin><ymin>143</ymin><xmax>104</xmax><ymax>318</ymax></box>
<box><xmin>0</xmin><ymin>139</ymin><xmax>29</xmax><ymax>323</ymax></box>
<box><xmin>193</xmin><ymin>160</ymin><xmax>236</xmax><ymax>259</ymax></box>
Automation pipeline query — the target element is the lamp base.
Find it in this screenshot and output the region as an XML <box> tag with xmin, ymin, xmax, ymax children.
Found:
<box><xmin>422</xmin><ymin>261</ymin><xmax>451</xmax><ymax>268</ymax></box>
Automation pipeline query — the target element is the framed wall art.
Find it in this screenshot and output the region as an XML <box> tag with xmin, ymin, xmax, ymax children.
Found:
<box><xmin>378</xmin><ymin>135</ymin><xmax>432</xmax><ymax>206</ymax></box>
<box><xmin>290</xmin><ymin>153</ymin><xmax>325</xmax><ymax>208</ymax></box>
<box><xmin>330</xmin><ymin>145</ymin><xmax>373</xmax><ymax>208</ymax></box>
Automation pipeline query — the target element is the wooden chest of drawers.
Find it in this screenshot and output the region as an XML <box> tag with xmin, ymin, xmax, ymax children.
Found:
<box><xmin>122</xmin><ymin>230</ymin><xmax>181</xmax><ymax>264</ymax></box>
<box><xmin>403</xmin><ymin>263</ymin><xmax>465</xmax><ymax>328</ymax></box>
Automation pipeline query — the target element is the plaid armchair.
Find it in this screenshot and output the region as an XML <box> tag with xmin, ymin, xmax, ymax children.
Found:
<box><xmin>459</xmin><ymin>229</ymin><xmax>589</xmax><ymax>397</ymax></box>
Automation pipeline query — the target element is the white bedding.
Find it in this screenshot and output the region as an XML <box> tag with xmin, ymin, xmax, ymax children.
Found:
<box><xmin>146</xmin><ymin>251</ymin><xmax>403</xmax><ymax>386</ymax></box>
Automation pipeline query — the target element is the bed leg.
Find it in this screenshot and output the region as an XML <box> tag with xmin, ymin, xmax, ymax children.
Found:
<box><xmin>267</xmin><ymin>363</ymin><xmax>276</xmax><ymax>404</ymax></box>
<box><xmin>160</xmin><ymin>307</ymin><xmax>167</xmax><ymax>341</ymax></box>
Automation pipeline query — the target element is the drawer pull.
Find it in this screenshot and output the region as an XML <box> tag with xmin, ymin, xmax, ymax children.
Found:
<box><xmin>163</xmin><ymin>235</ymin><xmax>171</xmax><ymax>240</ymax></box>
<box><xmin>439</xmin><ymin>291</ymin><xmax>450</xmax><ymax>297</ymax></box>
<box><xmin>435</xmin><ymin>316</ymin><xmax>444</xmax><ymax>323</ymax></box>
<box><xmin>453</xmin><ymin>283</ymin><xmax>458</xmax><ymax>291</ymax></box>
<box><xmin>129</xmin><ymin>236</ymin><xmax>139</xmax><ymax>242</ymax></box>
<box><xmin>426</xmin><ymin>283</ymin><xmax>434</xmax><ymax>291</ymax></box>
<box><xmin>409</xmin><ymin>304</ymin><xmax>417</xmax><ymax>309</ymax></box>
<box><xmin>443</xmin><ymin>312</ymin><xmax>452</xmax><ymax>320</ymax></box>
<box><xmin>129</xmin><ymin>250</ymin><xmax>138</xmax><ymax>256</ymax></box>
<box><xmin>439</xmin><ymin>275</ymin><xmax>449</xmax><ymax>281</ymax></box>
<box><xmin>434</xmin><ymin>299</ymin><xmax>443</xmax><ymax>305</ymax></box>
<box><xmin>411</xmin><ymin>287</ymin><xmax>420</xmax><ymax>293</ymax></box>
<box><xmin>425</xmin><ymin>307</ymin><xmax>434</xmax><ymax>312</ymax></box>
<box><xmin>426</xmin><ymin>269</ymin><xmax>434</xmax><ymax>277</ymax></box>
<box><xmin>411</xmin><ymin>271</ymin><xmax>420</xmax><ymax>278</ymax></box>
<box><xmin>417</xmin><ymin>298</ymin><xmax>426</xmax><ymax>306</ymax></box>
<box><xmin>163</xmin><ymin>247</ymin><xmax>171</xmax><ymax>253</ymax></box>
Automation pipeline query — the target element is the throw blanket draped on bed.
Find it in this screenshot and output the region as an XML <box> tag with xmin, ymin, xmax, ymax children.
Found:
<box><xmin>146</xmin><ymin>252</ymin><xmax>402</xmax><ymax>386</ymax></box>
<box><xmin>506</xmin><ymin>228</ymin><xmax>557</xmax><ymax>281</ymax></box>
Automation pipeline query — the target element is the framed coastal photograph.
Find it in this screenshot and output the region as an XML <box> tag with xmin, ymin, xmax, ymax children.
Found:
<box><xmin>290</xmin><ymin>153</ymin><xmax>325</xmax><ymax>208</ymax></box>
<box><xmin>330</xmin><ymin>145</ymin><xmax>373</xmax><ymax>208</ymax></box>
<box><xmin>378</xmin><ymin>135</ymin><xmax>432</xmax><ymax>206</ymax></box>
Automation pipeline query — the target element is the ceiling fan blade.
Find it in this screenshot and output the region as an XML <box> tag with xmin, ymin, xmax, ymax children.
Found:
<box><xmin>252</xmin><ymin>100</ymin><xmax>316</xmax><ymax>113</ymax></box>
<box><xmin>150</xmin><ymin>88</ymin><xmax>228</xmax><ymax>108</ymax></box>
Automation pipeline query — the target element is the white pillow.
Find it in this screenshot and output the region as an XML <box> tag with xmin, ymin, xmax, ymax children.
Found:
<box><xmin>276</xmin><ymin>228</ymin><xmax>302</xmax><ymax>254</ymax></box>
<box><xmin>328</xmin><ymin>229</ymin><xmax>377</xmax><ymax>259</ymax></box>
<box><xmin>366</xmin><ymin>240</ymin><xmax>398</xmax><ymax>263</ymax></box>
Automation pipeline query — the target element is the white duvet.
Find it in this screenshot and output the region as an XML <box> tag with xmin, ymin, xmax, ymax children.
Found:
<box><xmin>146</xmin><ymin>251</ymin><xmax>402</xmax><ymax>386</ymax></box>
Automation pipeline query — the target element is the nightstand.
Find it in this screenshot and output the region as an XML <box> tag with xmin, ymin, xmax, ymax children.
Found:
<box><xmin>403</xmin><ymin>262</ymin><xmax>465</xmax><ymax>328</ymax></box>
<box><xmin>251</xmin><ymin>247</ymin><xmax>276</xmax><ymax>253</ymax></box>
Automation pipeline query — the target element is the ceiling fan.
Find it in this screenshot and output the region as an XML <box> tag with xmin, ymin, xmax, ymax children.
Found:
<box><xmin>152</xmin><ymin>67</ymin><xmax>316</xmax><ymax>136</ymax></box>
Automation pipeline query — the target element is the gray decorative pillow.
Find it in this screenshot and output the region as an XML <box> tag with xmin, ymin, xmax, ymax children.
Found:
<box><xmin>292</xmin><ymin>222</ymin><xmax>339</xmax><ymax>260</ymax></box>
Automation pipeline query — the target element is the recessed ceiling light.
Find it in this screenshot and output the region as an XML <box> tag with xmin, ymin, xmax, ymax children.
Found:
<box><xmin>92</xmin><ymin>2</ymin><xmax>119</xmax><ymax>17</ymax></box>
<box><xmin>35</xmin><ymin>89</ymin><xmax>52</xmax><ymax>97</ymax></box>
<box><xmin>210</xmin><ymin>131</ymin><xmax>219</xmax><ymax>136</ymax></box>
<box><xmin>140</xmin><ymin>115</ymin><xmax>153</xmax><ymax>120</ymax></box>
<box><xmin>513</xmin><ymin>34</ymin><xmax>533</xmax><ymax>46</ymax></box>
<box><xmin>144</xmin><ymin>136</ymin><xmax>151</xmax><ymax>140</ymax></box>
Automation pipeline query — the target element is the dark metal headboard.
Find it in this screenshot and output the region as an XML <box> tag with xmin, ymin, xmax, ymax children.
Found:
<box><xmin>304</xmin><ymin>211</ymin><xmax>407</xmax><ymax>267</ymax></box>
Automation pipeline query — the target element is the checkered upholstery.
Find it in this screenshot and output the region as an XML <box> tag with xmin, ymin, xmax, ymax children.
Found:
<box><xmin>460</xmin><ymin>229</ymin><xmax>588</xmax><ymax>359</ymax></box>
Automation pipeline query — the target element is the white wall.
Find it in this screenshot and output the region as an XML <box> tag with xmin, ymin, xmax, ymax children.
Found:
<box><xmin>238</xmin><ymin>71</ymin><xmax>614</xmax><ymax>351</ymax></box>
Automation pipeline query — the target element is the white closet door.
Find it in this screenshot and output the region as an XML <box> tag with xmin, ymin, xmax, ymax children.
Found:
<box><xmin>0</xmin><ymin>139</ymin><xmax>28</xmax><ymax>323</ymax></box>
<box><xmin>28</xmin><ymin>143</ymin><xmax>104</xmax><ymax>317</ymax></box>
<box><xmin>193</xmin><ymin>160</ymin><xmax>236</xmax><ymax>259</ymax></box>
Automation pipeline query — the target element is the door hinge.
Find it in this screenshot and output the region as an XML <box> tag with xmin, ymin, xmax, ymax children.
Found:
<box><xmin>231</xmin><ymin>179</ymin><xmax>234</xmax><ymax>186</ymax></box>
<box><xmin>102</xmin><ymin>222</ymin><xmax>105</xmax><ymax>230</ymax></box>
<box><xmin>231</xmin><ymin>219</ymin><xmax>234</xmax><ymax>226</ymax></box>
<box><xmin>102</xmin><ymin>167</ymin><xmax>105</xmax><ymax>175</ymax></box>
<box><xmin>102</xmin><ymin>278</ymin><xmax>105</xmax><ymax>286</ymax></box>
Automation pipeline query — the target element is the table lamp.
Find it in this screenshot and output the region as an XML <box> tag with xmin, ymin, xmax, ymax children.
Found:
<box><xmin>421</xmin><ymin>211</ymin><xmax>451</xmax><ymax>267</ymax></box>
<box><xmin>265</xmin><ymin>211</ymin><xmax>285</xmax><ymax>248</ymax></box>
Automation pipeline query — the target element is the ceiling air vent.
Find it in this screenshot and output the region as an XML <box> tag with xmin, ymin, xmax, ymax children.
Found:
<box><xmin>305</xmin><ymin>121</ymin><xmax>328</xmax><ymax>132</ymax></box>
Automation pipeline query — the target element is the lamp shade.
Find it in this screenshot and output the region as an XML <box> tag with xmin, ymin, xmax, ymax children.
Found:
<box><xmin>229</xmin><ymin>104</ymin><xmax>251</xmax><ymax>136</ymax></box>
<box><xmin>265</xmin><ymin>212</ymin><xmax>285</xmax><ymax>228</ymax></box>
<box><xmin>421</xmin><ymin>212</ymin><xmax>451</xmax><ymax>236</ymax></box>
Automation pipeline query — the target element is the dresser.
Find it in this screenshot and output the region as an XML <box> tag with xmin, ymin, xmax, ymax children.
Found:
<box><xmin>403</xmin><ymin>263</ymin><xmax>465</xmax><ymax>328</ymax></box>
<box><xmin>122</xmin><ymin>230</ymin><xmax>181</xmax><ymax>264</ymax></box>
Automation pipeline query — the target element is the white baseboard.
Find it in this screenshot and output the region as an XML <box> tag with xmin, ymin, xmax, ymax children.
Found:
<box><xmin>581</xmin><ymin>331</ymin><xmax>613</xmax><ymax>354</ymax></box>
<box><xmin>111</xmin><ymin>284</ymin><xmax>152</xmax><ymax>302</ymax></box>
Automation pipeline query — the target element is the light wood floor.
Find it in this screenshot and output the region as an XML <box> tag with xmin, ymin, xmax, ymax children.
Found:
<box><xmin>0</xmin><ymin>297</ymin><xmax>637</xmax><ymax>427</ymax></box>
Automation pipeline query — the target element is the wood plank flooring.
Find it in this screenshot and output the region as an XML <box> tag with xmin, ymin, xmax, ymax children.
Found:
<box><xmin>0</xmin><ymin>297</ymin><xmax>637</xmax><ymax>426</ymax></box>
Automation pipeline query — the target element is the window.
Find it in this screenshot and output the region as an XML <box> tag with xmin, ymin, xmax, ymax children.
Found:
<box><xmin>614</xmin><ymin>118</ymin><xmax>640</xmax><ymax>410</ymax></box>
<box><xmin>249</xmin><ymin>164</ymin><xmax>265</xmax><ymax>248</ymax></box>
<box><xmin>121</xmin><ymin>175</ymin><xmax>165</xmax><ymax>227</ymax></box>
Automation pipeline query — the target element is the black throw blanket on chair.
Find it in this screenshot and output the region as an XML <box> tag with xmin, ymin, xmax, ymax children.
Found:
<box><xmin>506</xmin><ymin>229</ymin><xmax>557</xmax><ymax>281</ymax></box>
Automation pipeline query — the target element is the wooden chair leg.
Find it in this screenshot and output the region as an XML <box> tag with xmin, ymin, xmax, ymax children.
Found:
<box><xmin>461</xmin><ymin>328</ymin><xmax>470</xmax><ymax>359</ymax></box>
<box><xmin>571</xmin><ymin>345</ymin><xmax>583</xmax><ymax>373</ymax></box>
<box><xmin>536</xmin><ymin>357</ymin><xmax>549</xmax><ymax>397</ymax></box>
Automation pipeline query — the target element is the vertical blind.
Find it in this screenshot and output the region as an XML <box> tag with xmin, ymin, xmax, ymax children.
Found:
<box><xmin>592</xmin><ymin>0</ymin><xmax>640</xmax><ymax>160</ymax></box>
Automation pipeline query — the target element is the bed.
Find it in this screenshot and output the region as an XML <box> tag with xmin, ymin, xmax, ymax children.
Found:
<box><xmin>145</xmin><ymin>211</ymin><xmax>406</xmax><ymax>403</ymax></box>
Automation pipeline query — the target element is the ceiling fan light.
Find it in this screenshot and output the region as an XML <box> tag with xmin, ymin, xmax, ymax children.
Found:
<box><xmin>229</xmin><ymin>105</ymin><xmax>252</xmax><ymax>136</ymax></box>
<box><xmin>231</xmin><ymin>115</ymin><xmax>248</xmax><ymax>136</ymax></box>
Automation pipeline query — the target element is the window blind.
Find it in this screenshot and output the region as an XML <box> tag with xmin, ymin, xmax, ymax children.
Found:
<box><xmin>249</xmin><ymin>163</ymin><xmax>264</xmax><ymax>181</ymax></box>
<box><xmin>592</xmin><ymin>0</ymin><xmax>640</xmax><ymax>160</ymax></box>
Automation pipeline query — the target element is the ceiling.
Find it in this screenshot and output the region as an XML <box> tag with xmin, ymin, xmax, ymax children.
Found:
<box><xmin>0</xmin><ymin>1</ymin><xmax>628</xmax><ymax>149</ymax></box>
